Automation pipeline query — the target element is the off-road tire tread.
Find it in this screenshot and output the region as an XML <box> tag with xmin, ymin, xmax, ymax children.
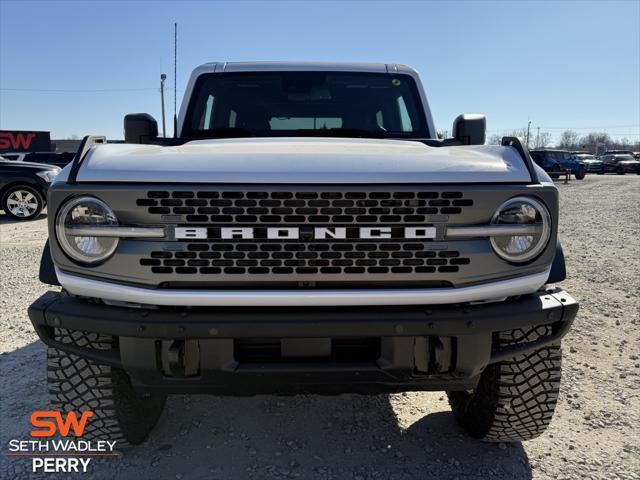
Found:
<box><xmin>47</xmin><ymin>328</ymin><xmax>166</xmax><ymax>447</ymax></box>
<box><xmin>447</xmin><ymin>324</ymin><xmax>561</xmax><ymax>442</ymax></box>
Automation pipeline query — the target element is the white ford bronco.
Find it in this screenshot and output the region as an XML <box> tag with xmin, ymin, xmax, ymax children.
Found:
<box><xmin>30</xmin><ymin>62</ymin><xmax>577</xmax><ymax>446</ymax></box>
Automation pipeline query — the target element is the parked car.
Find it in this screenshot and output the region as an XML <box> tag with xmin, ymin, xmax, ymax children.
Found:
<box><xmin>530</xmin><ymin>149</ymin><xmax>586</xmax><ymax>179</ymax></box>
<box><xmin>600</xmin><ymin>153</ymin><xmax>640</xmax><ymax>175</ymax></box>
<box><xmin>603</xmin><ymin>150</ymin><xmax>634</xmax><ymax>156</ymax></box>
<box><xmin>573</xmin><ymin>153</ymin><xmax>604</xmax><ymax>174</ymax></box>
<box><xmin>1</xmin><ymin>151</ymin><xmax>75</xmax><ymax>168</ymax></box>
<box><xmin>1</xmin><ymin>152</ymin><xmax>27</xmax><ymax>162</ymax></box>
<box><xmin>633</xmin><ymin>152</ymin><xmax>640</xmax><ymax>160</ymax></box>
<box><xmin>0</xmin><ymin>158</ymin><xmax>60</xmax><ymax>220</ymax></box>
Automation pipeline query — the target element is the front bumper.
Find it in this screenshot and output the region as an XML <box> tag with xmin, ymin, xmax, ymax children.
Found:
<box><xmin>584</xmin><ymin>163</ymin><xmax>604</xmax><ymax>173</ymax></box>
<box><xmin>29</xmin><ymin>289</ymin><xmax>578</xmax><ymax>395</ymax></box>
<box><xmin>54</xmin><ymin>267</ymin><xmax>551</xmax><ymax>306</ymax></box>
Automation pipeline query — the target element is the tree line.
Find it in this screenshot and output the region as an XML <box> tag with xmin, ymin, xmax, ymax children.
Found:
<box><xmin>487</xmin><ymin>129</ymin><xmax>639</xmax><ymax>154</ymax></box>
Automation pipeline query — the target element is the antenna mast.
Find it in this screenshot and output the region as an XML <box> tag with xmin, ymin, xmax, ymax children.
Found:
<box><xmin>173</xmin><ymin>22</ymin><xmax>177</xmax><ymax>137</ymax></box>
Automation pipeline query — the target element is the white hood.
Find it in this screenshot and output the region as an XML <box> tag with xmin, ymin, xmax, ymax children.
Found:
<box><xmin>75</xmin><ymin>137</ymin><xmax>531</xmax><ymax>184</ymax></box>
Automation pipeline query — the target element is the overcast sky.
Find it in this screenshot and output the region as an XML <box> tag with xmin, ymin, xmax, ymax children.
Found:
<box><xmin>1</xmin><ymin>0</ymin><xmax>638</xmax><ymax>141</ymax></box>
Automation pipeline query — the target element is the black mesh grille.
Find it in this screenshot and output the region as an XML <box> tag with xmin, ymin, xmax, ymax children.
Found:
<box><xmin>137</xmin><ymin>190</ymin><xmax>473</xmax><ymax>223</ymax></box>
<box><xmin>140</xmin><ymin>242</ymin><xmax>470</xmax><ymax>275</ymax></box>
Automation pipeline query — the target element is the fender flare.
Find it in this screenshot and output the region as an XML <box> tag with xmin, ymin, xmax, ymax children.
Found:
<box><xmin>547</xmin><ymin>241</ymin><xmax>566</xmax><ymax>284</ymax></box>
<box><xmin>39</xmin><ymin>240</ymin><xmax>60</xmax><ymax>286</ymax></box>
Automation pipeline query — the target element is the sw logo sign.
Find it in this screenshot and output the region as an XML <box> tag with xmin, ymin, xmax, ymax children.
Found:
<box><xmin>30</xmin><ymin>411</ymin><xmax>94</xmax><ymax>437</ymax></box>
<box><xmin>0</xmin><ymin>130</ymin><xmax>51</xmax><ymax>153</ymax></box>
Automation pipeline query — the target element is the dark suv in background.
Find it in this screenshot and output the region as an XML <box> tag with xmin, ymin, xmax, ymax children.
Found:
<box><xmin>530</xmin><ymin>149</ymin><xmax>586</xmax><ymax>179</ymax></box>
<box><xmin>0</xmin><ymin>157</ymin><xmax>60</xmax><ymax>220</ymax></box>
<box><xmin>600</xmin><ymin>153</ymin><xmax>640</xmax><ymax>175</ymax></box>
<box><xmin>1</xmin><ymin>151</ymin><xmax>75</xmax><ymax>168</ymax></box>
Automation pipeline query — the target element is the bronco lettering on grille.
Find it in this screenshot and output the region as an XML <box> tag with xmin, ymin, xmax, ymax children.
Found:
<box><xmin>175</xmin><ymin>226</ymin><xmax>437</xmax><ymax>241</ymax></box>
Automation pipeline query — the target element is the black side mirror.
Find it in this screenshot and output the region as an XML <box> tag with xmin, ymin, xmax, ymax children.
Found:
<box><xmin>124</xmin><ymin>113</ymin><xmax>158</xmax><ymax>144</ymax></box>
<box><xmin>452</xmin><ymin>113</ymin><xmax>486</xmax><ymax>145</ymax></box>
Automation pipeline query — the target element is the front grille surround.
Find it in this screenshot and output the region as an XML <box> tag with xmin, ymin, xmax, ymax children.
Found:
<box><xmin>48</xmin><ymin>183</ymin><xmax>559</xmax><ymax>289</ymax></box>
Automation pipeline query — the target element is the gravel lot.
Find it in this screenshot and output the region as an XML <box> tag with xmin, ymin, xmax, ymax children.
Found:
<box><xmin>1</xmin><ymin>176</ymin><xmax>639</xmax><ymax>480</ymax></box>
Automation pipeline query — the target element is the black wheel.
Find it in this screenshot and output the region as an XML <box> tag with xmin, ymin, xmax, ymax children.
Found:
<box><xmin>574</xmin><ymin>165</ymin><xmax>586</xmax><ymax>180</ymax></box>
<box><xmin>447</xmin><ymin>325</ymin><xmax>561</xmax><ymax>442</ymax></box>
<box><xmin>1</xmin><ymin>184</ymin><xmax>43</xmax><ymax>220</ymax></box>
<box><xmin>616</xmin><ymin>166</ymin><xmax>625</xmax><ymax>175</ymax></box>
<box><xmin>549</xmin><ymin>164</ymin><xmax>562</xmax><ymax>179</ymax></box>
<box><xmin>47</xmin><ymin>328</ymin><xmax>166</xmax><ymax>447</ymax></box>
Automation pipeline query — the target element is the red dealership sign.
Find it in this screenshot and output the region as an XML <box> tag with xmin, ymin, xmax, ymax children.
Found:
<box><xmin>0</xmin><ymin>130</ymin><xmax>51</xmax><ymax>153</ymax></box>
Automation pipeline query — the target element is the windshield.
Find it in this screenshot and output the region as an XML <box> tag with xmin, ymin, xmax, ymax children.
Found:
<box><xmin>183</xmin><ymin>71</ymin><xmax>429</xmax><ymax>139</ymax></box>
<box><xmin>616</xmin><ymin>155</ymin><xmax>635</xmax><ymax>161</ymax></box>
<box><xmin>576</xmin><ymin>154</ymin><xmax>596</xmax><ymax>160</ymax></box>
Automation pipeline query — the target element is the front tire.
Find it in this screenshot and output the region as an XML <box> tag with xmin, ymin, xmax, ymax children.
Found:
<box><xmin>616</xmin><ymin>166</ymin><xmax>625</xmax><ymax>175</ymax></box>
<box><xmin>1</xmin><ymin>185</ymin><xmax>43</xmax><ymax>220</ymax></box>
<box><xmin>574</xmin><ymin>165</ymin><xmax>586</xmax><ymax>180</ymax></box>
<box><xmin>47</xmin><ymin>328</ymin><xmax>166</xmax><ymax>447</ymax></box>
<box><xmin>447</xmin><ymin>325</ymin><xmax>561</xmax><ymax>442</ymax></box>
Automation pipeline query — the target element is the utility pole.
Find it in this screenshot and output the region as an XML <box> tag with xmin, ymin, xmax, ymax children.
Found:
<box><xmin>526</xmin><ymin>120</ymin><xmax>531</xmax><ymax>148</ymax></box>
<box><xmin>160</xmin><ymin>73</ymin><xmax>167</xmax><ymax>137</ymax></box>
<box><xmin>536</xmin><ymin>126</ymin><xmax>540</xmax><ymax>149</ymax></box>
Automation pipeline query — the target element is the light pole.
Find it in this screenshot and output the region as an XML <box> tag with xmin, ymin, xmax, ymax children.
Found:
<box><xmin>526</xmin><ymin>120</ymin><xmax>531</xmax><ymax>148</ymax></box>
<box><xmin>160</xmin><ymin>73</ymin><xmax>167</xmax><ymax>137</ymax></box>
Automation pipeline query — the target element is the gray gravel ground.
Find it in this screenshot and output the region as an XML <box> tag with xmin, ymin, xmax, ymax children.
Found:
<box><xmin>1</xmin><ymin>176</ymin><xmax>639</xmax><ymax>480</ymax></box>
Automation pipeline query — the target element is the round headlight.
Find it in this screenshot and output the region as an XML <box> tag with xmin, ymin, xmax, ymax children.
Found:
<box><xmin>490</xmin><ymin>196</ymin><xmax>551</xmax><ymax>263</ymax></box>
<box><xmin>56</xmin><ymin>196</ymin><xmax>119</xmax><ymax>264</ymax></box>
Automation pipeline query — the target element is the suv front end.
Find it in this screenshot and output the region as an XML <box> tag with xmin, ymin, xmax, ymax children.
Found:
<box><xmin>29</xmin><ymin>62</ymin><xmax>578</xmax><ymax>447</ymax></box>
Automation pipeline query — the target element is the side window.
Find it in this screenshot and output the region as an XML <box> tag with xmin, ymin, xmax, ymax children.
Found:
<box><xmin>397</xmin><ymin>97</ymin><xmax>413</xmax><ymax>132</ymax></box>
<box><xmin>201</xmin><ymin>95</ymin><xmax>215</xmax><ymax>129</ymax></box>
<box><xmin>375</xmin><ymin>111</ymin><xmax>384</xmax><ymax>129</ymax></box>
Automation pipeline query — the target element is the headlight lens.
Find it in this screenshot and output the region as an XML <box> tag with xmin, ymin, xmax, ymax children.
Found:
<box><xmin>36</xmin><ymin>170</ymin><xmax>59</xmax><ymax>182</ymax></box>
<box><xmin>56</xmin><ymin>196</ymin><xmax>119</xmax><ymax>264</ymax></box>
<box><xmin>490</xmin><ymin>197</ymin><xmax>551</xmax><ymax>263</ymax></box>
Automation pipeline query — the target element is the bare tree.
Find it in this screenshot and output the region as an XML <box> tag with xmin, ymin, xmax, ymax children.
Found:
<box><xmin>533</xmin><ymin>132</ymin><xmax>552</xmax><ymax>149</ymax></box>
<box><xmin>487</xmin><ymin>128</ymin><xmax>530</xmax><ymax>146</ymax></box>
<box><xmin>557</xmin><ymin>130</ymin><xmax>581</xmax><ymax>150</ymax></box>
<box><xmin>487</xmin><ymin>133</ymin><xmax>503</xmax><ymax>145</ymax></box>
<box><xmin>580</xmin><ymin>132</ymin><xmax>612</xmax><ymax>155</ymax></box>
